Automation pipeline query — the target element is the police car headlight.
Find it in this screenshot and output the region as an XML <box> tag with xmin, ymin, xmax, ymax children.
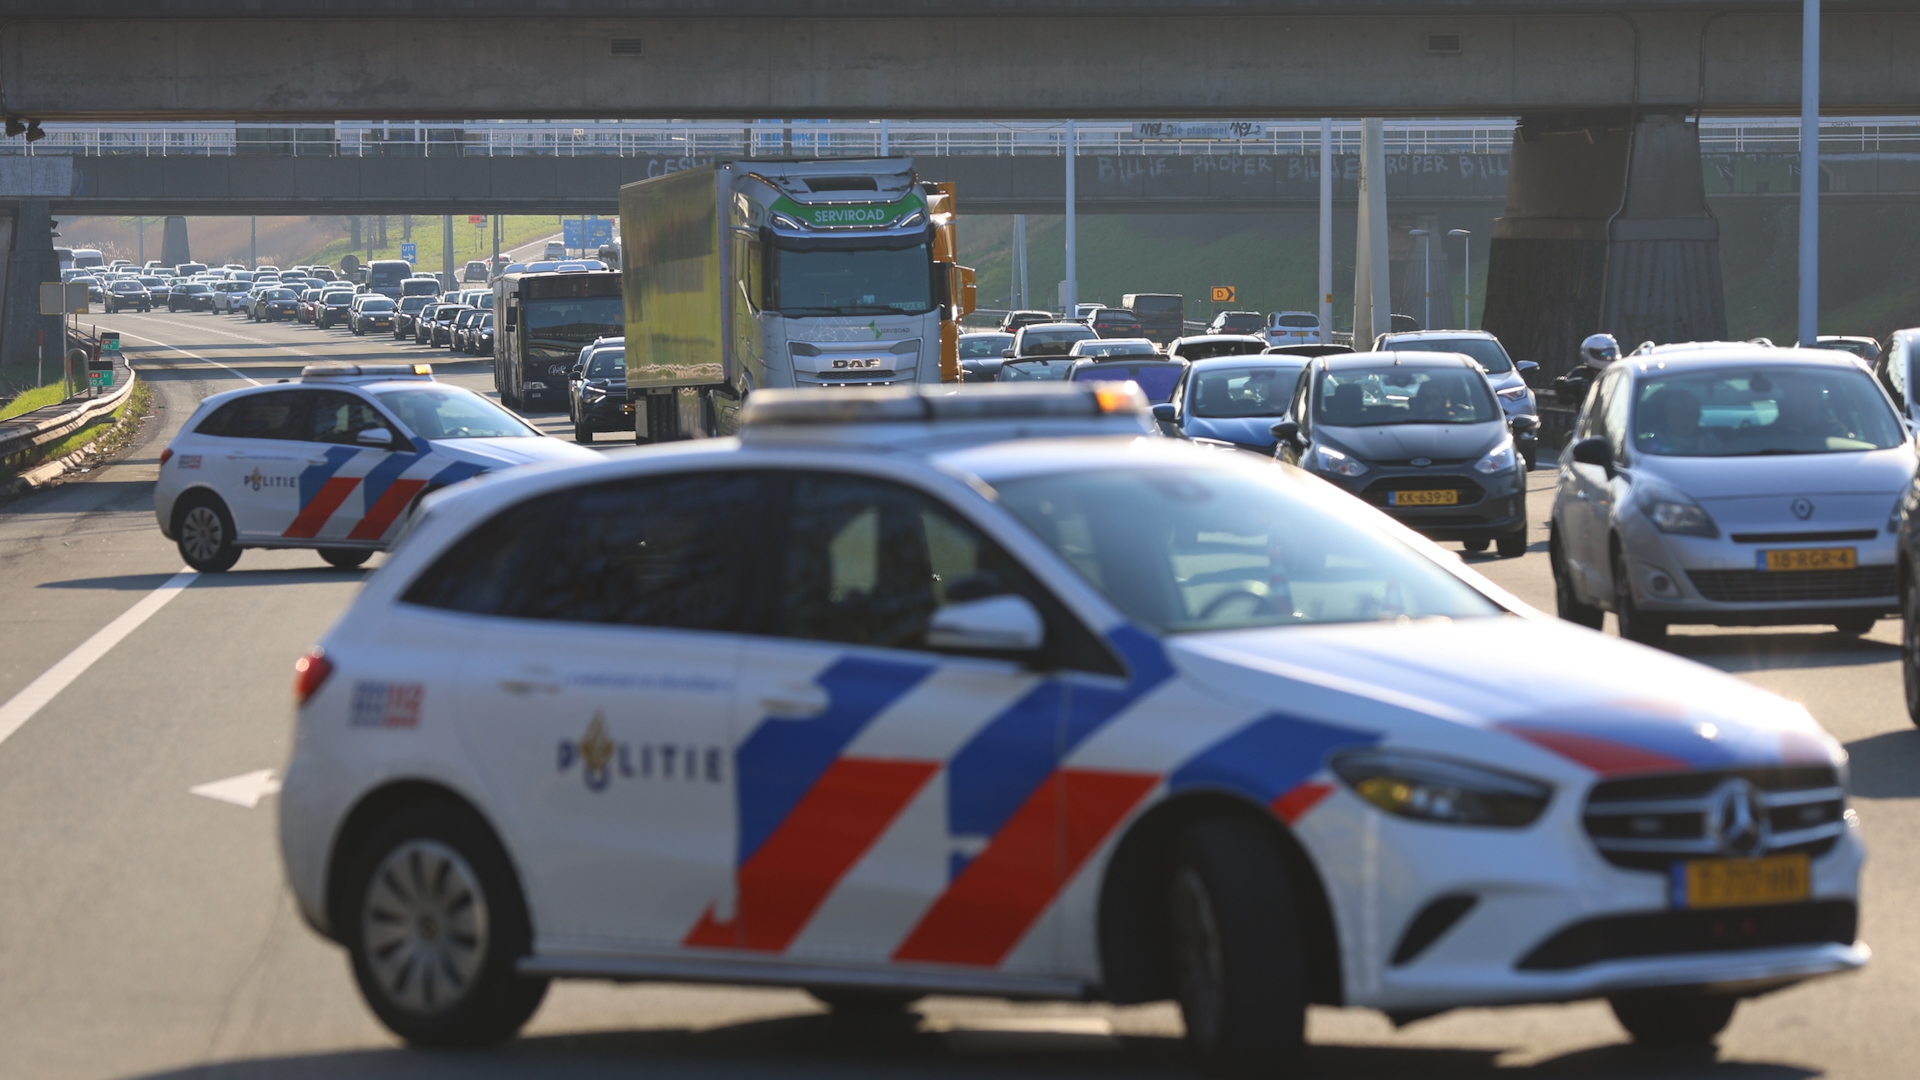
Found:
<box><xmin>1331</xmin><ymin>750</ymin><xmax>1552</xmax><ymax>827</ymax></box>
<box><xmin>1311</xmin><ymin>444</ymin><xmax>1367</xmax><ymax>477</ymax></box>
<box><xmin>1472</xmin><ymin>438</ymin><xmax>1516</xmax><ymax>474</ymax></box>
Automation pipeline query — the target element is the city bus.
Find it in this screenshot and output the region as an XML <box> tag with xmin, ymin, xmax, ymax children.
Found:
<box><xmin>493</xmin><ymin>269</ymin><xmax>624</xmax><ymax>411</ymax></box>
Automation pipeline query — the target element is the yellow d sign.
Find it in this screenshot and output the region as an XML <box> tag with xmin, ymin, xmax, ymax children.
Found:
<box><xmin>1212</xmin><ymin>286</ymin><xmax>1235</xmax><ymax>303</ymax></box>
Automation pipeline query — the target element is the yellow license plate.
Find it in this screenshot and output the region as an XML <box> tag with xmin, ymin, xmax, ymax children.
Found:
<box><xmin>1761</xmin><ymin>548</ymin><xmax>1856</xmax><ymax>572</ymax></box>
<box><xmin>1389</xmin><ymin>489</ymin><xmax>1459</xmax><ymax>507</ymax></box>
<box><xmin>1679</xmin><ymin>853</ymin><xmax>1810</xmax><ymax>909</ymax></box>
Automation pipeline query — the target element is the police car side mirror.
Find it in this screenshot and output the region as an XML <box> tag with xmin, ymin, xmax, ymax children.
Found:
<box><xmin>356</xmin><ymin>426</ymin><xmax>395</xmax><ymax>447</ymax></box>
<box><xmin>926</xmin><ymin>595</ymin><xmax>1044</xmax><ymax>654</ymax></box>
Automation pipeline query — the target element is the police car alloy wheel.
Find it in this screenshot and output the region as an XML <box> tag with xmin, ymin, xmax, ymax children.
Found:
<box><xmin>1608</xmin><ymin>992</ymin><xmax>1738</xmax><ymax>1046</ymax></box>
<box><xmin>174</xmin><ymin>495</ymin><xmax>241</xmax><ymax>573</ymax></box>
<box><xmin>344</xmin><ymin>803</ymin><xmax>548</xmax><ymax>1046</ymax></box>
<box><xmin>1167</xmin><ymin>818</ymin><xmax>1307</xmax><ymax>1076</ymax></box>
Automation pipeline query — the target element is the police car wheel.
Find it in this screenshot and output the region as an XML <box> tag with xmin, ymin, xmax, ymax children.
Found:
<box><xmin>1167</xmin><ymin>817</ymin><xmax>1307</xmax><ymax>1076</ymax></box>
<box><xmin>1608</xmin><ymin>993</ymin><xmax>1737</xmax><ymax>1046</ymax></box>
<box><xmin>806</xmin><ymin>987</ymin><xmax>921</xmax><ymax>1014</ymax></box>
<box><xmin>319</xmin><ymin>547</ymin><xmax>373</xmax><ymax>569</ymax></box>
<box><xmin>344</xmin><ymin>803</ymin><xmax>548</xmax><ymax>1047</ymax></box>
<box><xmin>174</xmin><ymin>497</ymin><xmax>241</xmax><ymax>573</ymax></box>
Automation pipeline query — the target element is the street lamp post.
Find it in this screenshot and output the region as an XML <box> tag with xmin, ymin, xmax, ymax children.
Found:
<box><xmin>1409</xmin><ymin>228</ymin><xmax>1431</xmax><ymax>329</ymax></box>
<box><xmin>1448</xmin><ymin>229</ymin><xmax>1472</xmax><ymax>328</ymax></box>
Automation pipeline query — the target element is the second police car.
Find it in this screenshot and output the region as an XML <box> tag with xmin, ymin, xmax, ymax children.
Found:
<box><xmin>154</xmin><ymin>364</ymin><xmax>598</xmax><ymax>571</ymax></box>
<box><xmin>279</xmin><ymin>384</ymin><xmax>1863</xmax><ymax>1073</ymax></box>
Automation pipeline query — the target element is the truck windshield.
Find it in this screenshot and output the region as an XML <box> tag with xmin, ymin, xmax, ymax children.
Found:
<box><xmin>766</xmin><ymin>236</ymin><xmax>933</xmax><ymax>316</ymax></box>
<box><xmin>525</xmin><ymin>296</ymin><xmax>624</xmax><ymax>341</ymax></box>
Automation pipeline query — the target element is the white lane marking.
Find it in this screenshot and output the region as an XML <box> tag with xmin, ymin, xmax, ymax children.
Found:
<box><xmin>190</xmin><ymin>768</ymin><xmax>283</xmax><ymax>808</ymax></box>
<box><xmin>124</xmin><ymin>315</ymin><xmax>332</xmax><ymax>362</ymax></box>
<box><xmin>0</xmin><ymin>569</ymin><xmax>199</xmax><ymax>749</ymax></box>
<box><xmin>110</xmin><ymin>327</ymin><xmax>263</xmax><ymax>386</ymax></box>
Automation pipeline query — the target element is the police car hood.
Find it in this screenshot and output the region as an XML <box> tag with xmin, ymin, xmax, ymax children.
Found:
<box><xmin>426</xmin><ymin>436</ymin><xmax>599</xmax><ymax>469</ymax></box>
<box><xmin>1169</xmin><ymin>615</ymin><xmax>1841</xmax><ymax>776</ymax></box>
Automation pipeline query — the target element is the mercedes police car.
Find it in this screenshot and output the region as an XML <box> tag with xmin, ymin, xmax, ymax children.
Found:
<box><xmin>154</xmin><ymin>364</ymin><xmax>598</xmax><ymax>572</ymax></box>
<box><xmin>279</xmin><ymin>383</ymin><xmax>1863</xmax><ymax>1070</ymax></box>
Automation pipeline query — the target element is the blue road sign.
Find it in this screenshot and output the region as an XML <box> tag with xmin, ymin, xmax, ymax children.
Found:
<box><xmin>400</xmin><ymin>242</ymin><xmax>418</xmax><ymax>264</ymax></box>
<box><xmin>562</xmin><ymin>219</ymin><xmax>614</xmax><ymax>252</ymax></box>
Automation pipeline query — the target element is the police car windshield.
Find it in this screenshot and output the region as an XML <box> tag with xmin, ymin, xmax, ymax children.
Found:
<box><xmin>994</xmin><ymin>466</ymin><xmax>1502</xmax><ymax>633</ymax></box>
<box><xmin>373</xmin><ymin>387</ymin><xmax>537</xmax><ymax>440</ymax></box>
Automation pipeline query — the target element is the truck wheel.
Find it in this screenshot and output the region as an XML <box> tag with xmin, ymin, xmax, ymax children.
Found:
<box><xmin>174</xmin><ymin>494</ymin><xmax>242</xmax><ymax>573</ymax></box>
<box><xmin>1167</xmin><ymin>817</ymin><xmax>1307</xmax><ymax>1076</ymax></box>
<box><xmin>342</xmin><ymin>801</ymin><xmax>548</xmax><ymax>1047</ymax></box>
<box><xmin>1609</xmin><ymin>993</ymin><xmax>1738</xmax><ymax>1046</ymax></box>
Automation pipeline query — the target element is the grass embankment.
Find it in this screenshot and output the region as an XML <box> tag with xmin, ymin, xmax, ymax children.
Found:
<box><xmin>300</xmin><ymin>215</ymin><xmax>573</xmax><ymax>272</ymax></box>
<box><xmin>4</xmin><ymin>380</ymin><xmax>153</xmax><ymax>480</ymax></box>
<box><xmin>0</xmin><ymin>380</ymin><xmax>70</xmax><ymax>422</ymax></box>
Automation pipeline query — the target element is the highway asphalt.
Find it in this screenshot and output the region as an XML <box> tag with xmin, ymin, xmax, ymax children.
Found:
<box><xmin>1</xmin><ymin>308</ymin><xmax>1915</xmax><ymax>1080</ymax></box>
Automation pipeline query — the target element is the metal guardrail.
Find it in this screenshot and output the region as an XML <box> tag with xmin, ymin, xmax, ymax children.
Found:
<box><xmin>8</xmin><ymin>117</ymin><xmax>1918</xmax><ymax>160</ymax></box>
<box><xmin>0</xmin><ymin>359</ymin><xmax>137</xmax><ymax>474</ymax></box>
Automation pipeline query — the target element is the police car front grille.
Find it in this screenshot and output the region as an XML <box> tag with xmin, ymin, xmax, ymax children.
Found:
<box><xmin>1516</xmin><ymin>900</ymin><xmax>1856</xmax><ymax>971</ymax></box>
<box><xmin>1582</xmin><ymin>767</ymin><xmax>1846</xmax><ymax>871</ymax></box>
<box><xmin>1686</xmin><ymin>566</ymin><xmax>1897</xmax><ymax>603</ymax></box>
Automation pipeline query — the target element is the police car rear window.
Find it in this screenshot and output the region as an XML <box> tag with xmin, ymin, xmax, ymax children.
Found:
<box><xmin>401</xmin><ymin>473</ymin><xmax>761</xmax><ymax>631</ymax></box>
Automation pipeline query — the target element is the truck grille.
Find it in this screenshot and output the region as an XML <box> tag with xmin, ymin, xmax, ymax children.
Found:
<box><xmin>1582</xmin><ymin>767</ymin><xmax>1846</xmax><ymax>871</ymax></box>
<box><xmin>1686</xmin><ymin>567</ymin><xmax>1896</xmax><ymax>603</ymax></box>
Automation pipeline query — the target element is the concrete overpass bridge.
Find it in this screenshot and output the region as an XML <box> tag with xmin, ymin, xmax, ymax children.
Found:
<box><xmin>3</xmin><ymin>2</ymin><xmax>1916</xmax><ymax>380</ymax></box>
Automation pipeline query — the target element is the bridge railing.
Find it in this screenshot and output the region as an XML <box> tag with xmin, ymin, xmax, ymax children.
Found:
<box><xmin>8</xmin><ymin>118</ymin><xmax>1920</xmax><ymax>159</ymax></box>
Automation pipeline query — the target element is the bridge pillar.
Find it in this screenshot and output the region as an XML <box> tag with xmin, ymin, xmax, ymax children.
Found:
<box><xmin>161</xmin><ymin>216</ymin><xmax>191</xmax><ymax>266</ymax></box>
<box><xmin>1482</xmin><ymin>111</ymin><xmax>1725</xmax><ymax>379</ymax></box>
<box><xmin>2</xmin><ymin>200</ymin><xmax>65</xmax><ymax>375</ymax></box>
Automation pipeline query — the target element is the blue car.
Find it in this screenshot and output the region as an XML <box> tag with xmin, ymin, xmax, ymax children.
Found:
<box><xmin>1153</xmin><ymin>353</ymin><xmax>1310</xmax><ymax>451</ymax></box>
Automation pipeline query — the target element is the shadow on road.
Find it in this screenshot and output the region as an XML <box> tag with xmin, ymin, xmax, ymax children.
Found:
<box><xmin>1662</xmin><ymin>631</ymin><xmax>1898</xmax><ymax>674</ymax></box>
<box><xmin>1844</xmin><ymin>727</ymin><xmax>1920</xmax><ymax>798</ymax></box>
<box><xmin>118</xmin><ymin>1012</ymin><xmax>1817</xmax><ymax>1080</ymax></box>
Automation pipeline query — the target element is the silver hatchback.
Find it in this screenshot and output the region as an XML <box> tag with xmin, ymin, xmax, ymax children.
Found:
<box><xmin>1550</xmin><ymin>344</ymin><xmax>1913</xmax><ymax>645</ymax></box>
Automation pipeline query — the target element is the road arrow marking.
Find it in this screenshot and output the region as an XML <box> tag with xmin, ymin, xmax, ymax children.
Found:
<box><xmin>190</xmin><ymin>769</ymin><xmax>283</xmax><ymax>809</ymax></box>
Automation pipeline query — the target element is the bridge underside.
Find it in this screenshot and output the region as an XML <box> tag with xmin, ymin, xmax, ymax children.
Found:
<box><xmin>3</xmin><ymin>10</ymin><xmax>1918</xmax><ymax>121</ymax></box>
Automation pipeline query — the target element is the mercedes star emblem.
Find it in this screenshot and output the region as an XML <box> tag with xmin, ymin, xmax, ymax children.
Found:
<box><xmin>1709</xmin><ymin>779</ymin><xmax>1770</xmax><ymax>857</ymax></box>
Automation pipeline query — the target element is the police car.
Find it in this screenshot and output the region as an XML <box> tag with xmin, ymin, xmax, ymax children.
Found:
<box><xmin>278</xmin><ymin>383</ymin><xmax>1863</xmax><ymax>1069</ymax></box>
<box><xmin>154</xmin><ymin>364</ymin><xmax>599</xmax><ymax>572</ymax></box>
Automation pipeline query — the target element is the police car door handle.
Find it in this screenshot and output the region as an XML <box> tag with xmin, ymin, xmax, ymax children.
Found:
<box><xmin>759</xmin><ymin>686</ymin><xmax>829</xmax><ymax>719</ymax></box>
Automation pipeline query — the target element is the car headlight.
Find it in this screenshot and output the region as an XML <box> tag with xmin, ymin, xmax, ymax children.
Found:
<box><xmin>1331</xmin><ymin>750</ymin><xmax>1552</xmax><ymax>827</ymax></box>
<box><xmin>1496</xmin><ymin>385</ymin><xmax>1530</xmax><ymax>402</ymax></box>
<box><xmin>1473</xmin><ymin>438</ymin><xmax>1517</xmax><ymax>474</ymax></box>
<box><xmin>1311</xmin><ymin>444</ymin><xmax>1368</xmax><ymax>477</ymax></box>
<box><xmin>1635</xmin><ymin>480</ymin><xmax>1719</xmax><ymax>538</ymax></box>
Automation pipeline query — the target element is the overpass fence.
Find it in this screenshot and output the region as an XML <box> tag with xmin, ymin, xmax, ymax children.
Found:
<box><xmin>7</xmin><ymin>118</ymin><xmax>1920</xmax><ymax>160</ymax></box>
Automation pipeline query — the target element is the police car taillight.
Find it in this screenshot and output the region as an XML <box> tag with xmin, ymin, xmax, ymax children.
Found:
<box><xmin>737</xmin><ymin>382</ymin><xmax>1149</xmax><ymax>429</ymax></box>
<box><xmin>294</xmin><ymin>648</ymin><xmax>333</xmax><ymax>706</ymax></box>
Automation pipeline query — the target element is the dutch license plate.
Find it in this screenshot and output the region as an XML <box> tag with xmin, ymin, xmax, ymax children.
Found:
<box><xmin>1760</xmin><ymin>547</ymin><xmax>1856</xmax><ymax>572</ymax></box>
<box><xmin>1389</xmin><ymin>489</ymin><xmax>1459</xmax><ymax>507</ymax></box>
<box><xmin>1677</xmin><ymin>853</ymin><xmax>1811</xmax><ymax>909</ymax></box>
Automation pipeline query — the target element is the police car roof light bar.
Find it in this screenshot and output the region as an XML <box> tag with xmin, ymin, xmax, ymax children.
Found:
<box><xmin>300</xmin><ymin>363</ymin><xmax>434</xmax><ymax>381</ymax></box>
<box><xmin>738</xmin><ymin>382</ymin><xmax>1147</xmax><ymax>429</ymax></box>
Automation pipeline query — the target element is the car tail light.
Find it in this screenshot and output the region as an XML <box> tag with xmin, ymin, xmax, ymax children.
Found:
<box><xmin>159</xmin><ymin>447</ymin><xmax>173</xmax><ymax>466</ymax></box>
<box><xmin>294</xmin><ymin>648</ymin><xmax>334</xmax><ymax>706</ymax></box>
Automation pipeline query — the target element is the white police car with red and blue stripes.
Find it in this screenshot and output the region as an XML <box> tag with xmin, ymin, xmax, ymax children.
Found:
<box><xmin>277</xmin><ymin>382</ymin><xmax>1864</xmax><ymax>1070</ymax></box>
<box><xmin>154</xmin><ymin>364</ymin><xmax>598</xmax><ymax>571</ymax></box>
